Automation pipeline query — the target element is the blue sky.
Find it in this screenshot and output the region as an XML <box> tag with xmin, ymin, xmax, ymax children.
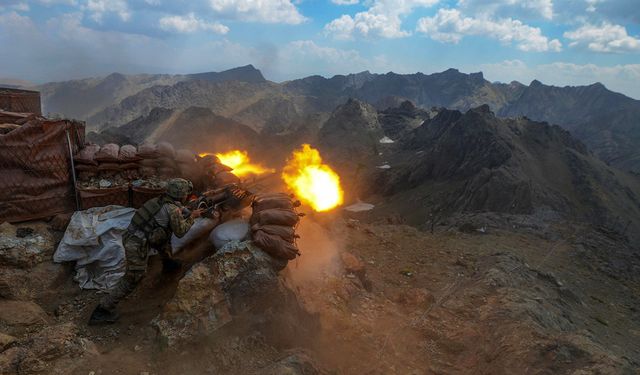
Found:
<box><xmin>1</xmin><ymin>0</ymin><xmax>639</xmax><ymax>98</ymax></box>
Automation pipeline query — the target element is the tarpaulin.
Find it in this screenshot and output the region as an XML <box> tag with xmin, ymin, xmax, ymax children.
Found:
<box><xmin>54</xmin><ymin>205</ymin><xmax>135</xmax><ymax>290</ymax></box>
<box><xmin>0</xmin><ymin>111</ymin><xmax>84</xmax><ymax>222</ymax></box>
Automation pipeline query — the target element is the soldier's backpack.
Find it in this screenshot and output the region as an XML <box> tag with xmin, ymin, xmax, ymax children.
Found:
<box><xmin>131</xmin><ymin>195</ymin><xmax>174</xmax><ymax>247</ymax></box>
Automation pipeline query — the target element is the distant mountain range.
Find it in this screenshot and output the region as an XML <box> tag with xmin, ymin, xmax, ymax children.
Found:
<box><xmin>35</xmin><ymin>66</ymin><xmax>640</xmax><ymax>173</ymax></box>
<box><xmin>374</xmin><ymin>104</ymin><xmax>640</xmax><ymax>231</ymax></box>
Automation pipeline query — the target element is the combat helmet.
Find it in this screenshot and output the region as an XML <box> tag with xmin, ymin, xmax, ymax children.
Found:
<box><xmin>166</xmin><ymin>178</ymin><xmax>193</xmax><ymax>200</ymax></box>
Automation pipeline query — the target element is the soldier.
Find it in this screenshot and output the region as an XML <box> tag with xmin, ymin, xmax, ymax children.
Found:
<box><xmin>89</xmin><ymin>178</ymin><xmax>205</xmax><ymax>325</ymax></box>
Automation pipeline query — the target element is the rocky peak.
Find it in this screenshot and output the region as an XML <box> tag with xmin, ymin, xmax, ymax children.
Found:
<box><xmin>187</xmin><ymin>65</ymin><xmax>266</xmax><ymax>84</ymax></box>
<box><xmin>529</xmin><ymin>79</ymin><xmax>544</xmax><ymax>88</ymax></box>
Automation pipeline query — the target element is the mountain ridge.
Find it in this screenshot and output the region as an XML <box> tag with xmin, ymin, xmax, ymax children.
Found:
<box><xmin>38</xmin><ymin>66</ymin><xmax>640</xmax><ymax>172</ymax></box>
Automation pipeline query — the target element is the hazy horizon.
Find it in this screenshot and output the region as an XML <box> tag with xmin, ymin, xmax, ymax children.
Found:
<box><xmin>1</xmin><ymin>0</ymin><xmax>639</xmax><ymax>98</ymax></box>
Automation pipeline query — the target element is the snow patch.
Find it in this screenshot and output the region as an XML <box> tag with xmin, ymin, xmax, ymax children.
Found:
<box><xmin>379</xmin><ymin>136</ymin><xmax>395</xmax><ymax>144</ymax></box>
<box><xmin>344</xmin><ymin>202</ymin><xmax>375</xmax><ymax>212</ymax></box>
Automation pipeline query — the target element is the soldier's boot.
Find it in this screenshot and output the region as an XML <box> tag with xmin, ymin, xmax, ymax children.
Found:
<box><xmin>88</xmin><ymin>305</ymin><xmax>120</xmax><ymax>325</ymax></box>
<box><xmin>88</xmin><ymin>270</ymin><xmax>143</xmax><ymax>325</ymax></box>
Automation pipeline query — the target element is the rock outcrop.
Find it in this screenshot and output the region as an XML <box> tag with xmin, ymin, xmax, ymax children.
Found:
<box><xmin>372</xmin><ymin>105</ymin><xmax>640</xmax><ymax>240</ymax></box>
<box><xmin>0</xmin><ymin>223</ymin><xmax>54</xmax><ymax>268</ymax></box>
<box><xmin>153</xmin><ymin>241</ymin><xmax>317</xmax><ymax>348</ymax></box>
<box><xmin>0</xmin><ymin>323</ymin><xmax>98</xmax><ymax>375</ymax></box>
<box><xmin>318</xmin><ymin>98</ymin><xmax>383</xmax><ymax>165</ymax></box>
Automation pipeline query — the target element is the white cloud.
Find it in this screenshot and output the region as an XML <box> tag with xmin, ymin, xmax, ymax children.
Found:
<box><xmin>0</xmin><ymin>10</ymin><xmax>35</xmax><ymax>29</ymax></box>
<box><xmin>275</xmin><ymin>40</ymin><xmax>397</xmax><ymax>79</ymax></box>
<box><xmin>0</xmin><ymin>1</ymin><xmax>31</xmax><ymax>11</ymax></box>
<box><xmin>564</xmin><ymin>22</ymin><xmax>640</xmax><ymax>53</ymax></box>
<box><xmin>585</xmin><ymin>0</ymin><xmax>600</xmax><ymax>12</ymax></box>
<box><xmin>481</xmin><ymin>59</ymin><xmax>640</xmax><ymax>99</ymax></box>
<box><xmin>13</xmin><ymin>2</ymin><xmax>30</xmax><ymax>11</ymax></box>
<box><xmin>286</xmin><ymin>40</ymin><xmax>365</xmax><ymax>64</ymax></box>
<box><xmin>208</xmin><ymin>0</ymin><xmax>306</xmax><ymax>24</ymax></box>
<box><xmin>159</xmin><ymin>13</ymin><xmax>229</xmax><ymax>34</ymax></box>
<box><xmin>416</xmin><ymin>8</ymin><xmax>562</xmax><ymax>52</ymax></box>
<box><xmin>457</xmin><ymin>0</ymin><xmax>553</xmax><ymax>20</ymax></box>
<box><xmin>324</xmin><ymin>0</ymin><xmax>439</xmax><ymax>39</ymax></box>
<box><xmin>37</xmin><ymin>0</ymin><xmax>78</xmax><ymax>4</ymax></box>
<box><xmin>331</xmin><ymin>0</ymin><xmax>359</xmax><ymax>5</ymax></box>
<box><xmin>85</xmin><ymin>0</ymin><xmax>131</xmax><ymax>22</ymax></box>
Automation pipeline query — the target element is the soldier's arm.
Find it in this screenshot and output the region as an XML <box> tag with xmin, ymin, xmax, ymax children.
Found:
<box><xmin>167</xmin><ymin>203</ymin><xmax>195</xmax><ymax>238</ymax></box>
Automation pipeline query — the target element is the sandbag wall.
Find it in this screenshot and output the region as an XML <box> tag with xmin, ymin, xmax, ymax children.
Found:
<box><xmin>73</xmin><ymin>142</ymin><xmax>216</xmax><ymax>209</ymax></box>
<box><xmin>250</xmin><ymin>193</ymin><xmax>303</xmax><ymax>260</ymax></box>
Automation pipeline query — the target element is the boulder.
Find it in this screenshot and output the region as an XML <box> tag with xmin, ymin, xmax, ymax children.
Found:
<box><xmin>0</xmin><ymin>323</ymin><xmax>97</xmax><ymax>375</ymax></box>
<box><xmin>262</xmin><ymin>351</ymin><xmax>325</xmax><ymax>375</ymax></box>
<box><xmin>0</xmin><ymin>301</ymin><xmax>49</xmax><ymax>328</ymax></box>
<box><xmin>0</xmin><ymin>333</ymin><xmax>16</xmax><ymax>352</ymax></box>
<box><xmin>0</xmin><ymin>222</ymin><xmax>54</xmax><ymax>268</ymax></box>
<box><xmin>0</xmin><ymin>262</ymin><xmax>67</xmax><ymax>300</ymax></box>
<box><xmin>152</xmin><ymin>241</ymin><xmax>316</xmax><ymax>348</ymax></box>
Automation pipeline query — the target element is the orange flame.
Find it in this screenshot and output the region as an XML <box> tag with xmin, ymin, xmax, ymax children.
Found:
<box><xmin>282</xmin><ymin>144</ymin><xmax>344</xmax><ymax>212</ymax></box>
<box><xmin>199</xmin><ymin>150</ymin><xmax>274</xmax><ymax>177</ymax></box>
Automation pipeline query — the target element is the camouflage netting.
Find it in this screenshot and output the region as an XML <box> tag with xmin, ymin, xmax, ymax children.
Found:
<box><xmin>0</xmin><ymin>110</ymin><xmax>84</xmax><ymax>222</ymax></box>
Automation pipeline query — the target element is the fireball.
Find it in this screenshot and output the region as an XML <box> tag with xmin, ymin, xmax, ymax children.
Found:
<box><xmin>199</xmin><ymin>150</ymin><xmax>274</xmax><ymax>177</ymax></box>
<box><xmin>282</xmin><ymin>144</ymin><xmax>344</xmax><ymax>212</ymax></box>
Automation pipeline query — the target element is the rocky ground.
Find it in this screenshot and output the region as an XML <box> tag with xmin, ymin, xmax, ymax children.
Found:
<box><xmin>1</xmin><ymin>210</ymin><xmax>639</xmax><ymax>374</ymax></box>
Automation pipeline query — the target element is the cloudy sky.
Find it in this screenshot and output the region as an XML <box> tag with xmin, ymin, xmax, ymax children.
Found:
<box><xmin>0</xmin><ymin>0</ymin><xmax>639</xmax><ymax>98</ymax></box>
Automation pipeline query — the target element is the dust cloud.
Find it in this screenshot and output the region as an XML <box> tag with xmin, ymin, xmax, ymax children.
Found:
<box><xmin>285</xmin><ymin>215</ymin><xmax>343</xmax><ymax>288</ymax></box>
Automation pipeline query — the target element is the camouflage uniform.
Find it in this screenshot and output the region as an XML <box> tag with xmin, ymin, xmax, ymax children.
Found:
<box><xmin>98</xmin><ymin>179</ymin><xmax>195</xmax><ymax>312</ymax></box>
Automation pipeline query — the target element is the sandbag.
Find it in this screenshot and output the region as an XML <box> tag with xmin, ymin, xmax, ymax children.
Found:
<box><xmin>137</xmin><ymin>143</ymin><xmax>158</xmax><ymax>158</ymax></box>
<box><xmin>97</xmin><ymin>162</ymin><xmax>121</xmax><ymax>171</ymax></box>
<box><xmin>178</xmin><ymin>163</ymin><xmax>202</xmax><ymax>182</ymax></box>
<box><xmin>74</xmin><ymin>144</ymin><xmax>101</xmax><ymax>165</ymax></box>
<box><xmin>140</xmin><ymin>158</ymin><xmax>160</xmax><ymax>168</ymax></box>
<box><xmin>120</xmin><ymin>162</ymin><xmax>139</xmax><ymax>170</ymax></box>
<box><xmin>157</xmin><ymin>142</ymin><xmax>176</xmax><ymax>159</ymax></box>
<box><xmin>214</xmin><ymin>171</ymin><xmax>240</xmax><ymax>186</ymax></box>
<box><xmin>176</xmin><ymin>149</ymin><xmax>197</xmax><ymax>164</ymax></box>
<box><xmin>157</xmin><ymin>156</ymin><xmax>177</xmax><ymax>169</ymax></box>
<box><xmin>139</xmin><ymin>166</ymin><xmax>157</xmax><ymax>178</ymax></box>
<box><xmin>251</xmin><ymin>224</ymin><xmax>297</xmax><ymax>242</ymax></box>
<box><xmin>252</xmin><ymin>230</ymin><xmax>300</xmax><ymax>260</ymax></box>
<box><xmin>209</xmin><ymin>218</ymin><xmax>250</xmax><ymax>249</ymax></box>
<box><xmin>212</xmin><ymin>163</ymin><xmax>233</xmax><ymax>174</ymax></box>
<box><xmin>95</xmin><ymin>143</ymin><xmax>120</xmax><ymax>162</ymax></box>
<box><xmin>118</xmin><ymin>145</ymin><xmax>138</xmax><ymax>161</ymax></box>
<box><xmin>250</xmin><ymin>208</ymin><xmax>300</xmax><ymax>227</ymax></box>
<box><xmin>75</xmin><ymin>164</ymin><xmax>98</xmax><ymax>172</ymax></box>
<box><xmin>171</xmin><ymin>217</ymin><xmax>219</xmax><ymax>255</ymax></box>
<box><xmin>254</xmin><ymin>193</ymin><xmax>294</xmax><ymax>204</ymax></box>
<box><xmin>253</xmin><ymin>196</ymin><xmax>300</xmax><ymax>213</ymax></box>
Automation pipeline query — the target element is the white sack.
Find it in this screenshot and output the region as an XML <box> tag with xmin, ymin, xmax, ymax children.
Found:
<box><xmin>170</xmin><ymin>217</ymin><xmax>218</xmax><ymax>255</ymax></box>
<box><xmin>209</xmin><ymin>218</ymin><xmax>250</xmax><ymax>250</ymax></box>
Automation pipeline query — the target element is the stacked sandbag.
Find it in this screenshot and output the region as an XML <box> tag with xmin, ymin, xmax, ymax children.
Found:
<box><xmin>118</xmin><ymin>144</ymin><xmax>141</xmax><ymax>180</ymax></box>
<box><xmin>74</xmin><ymin>143</ymin><xmax>130</xmax><ymax>208</ymax></box>
<box><xmin>194</xmin><ymin>154</ymin><xmax>240</xmax><ymax>190</ymax></box>
<box><xmin>137</xmin><ymin>142</ymin><xmax>160</xmax><ymax>178</ymax></box>
<box><xmin>175</xmin><ymin>149</ymin><xmax>200</xmax><ymax>182</ymax></box>
<box><xmin>250</xmin><ymin>193</ymin><xmax>302</xmax><ymax>260</ymax></box>
<box><xmin>74</xmin><ymin>144</ymin><xmax>100</xmax><ymax>180</ymax></box>
<box><xmin>157</xmin><ymin>141</ymin><xmax>178</xmax><ymax>178</ymax></box>
<box><xmin>94</xmin><ymin>143</ymin><xmax>121</xmax><ymax>178</ymax></box>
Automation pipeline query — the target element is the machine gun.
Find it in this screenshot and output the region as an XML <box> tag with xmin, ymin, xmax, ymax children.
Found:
<box><xmin>186</xmin><ymin>184</ymin><xmax>254</xmax><ymax>219</ymax></box>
